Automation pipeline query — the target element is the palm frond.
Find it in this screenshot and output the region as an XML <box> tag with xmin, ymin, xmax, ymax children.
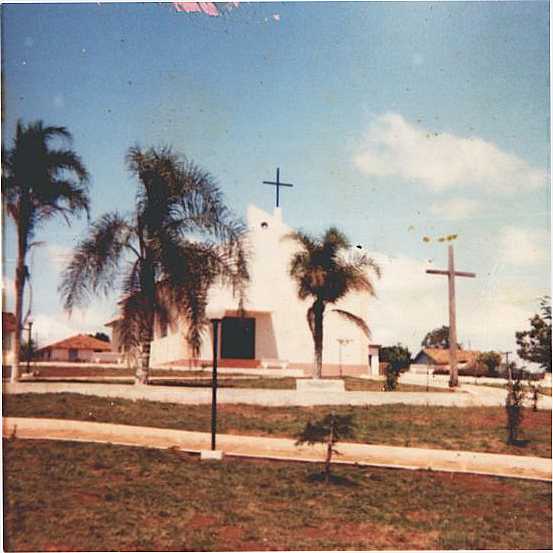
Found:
<box><xmin>59</xmin><ymin>212</ymin><xmax>133</xmax><ymax>311</ymax></box>
<box><xmin>331</xmin><ymin>308</ymin><xmax>371</xmax><ymax>338</ymax></box>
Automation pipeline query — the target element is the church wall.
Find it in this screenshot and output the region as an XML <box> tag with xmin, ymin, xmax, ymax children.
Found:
<box><xmin>147</xmin><ymin>205</ymin><xmax>375</xmax><ymax>375</ymax></box>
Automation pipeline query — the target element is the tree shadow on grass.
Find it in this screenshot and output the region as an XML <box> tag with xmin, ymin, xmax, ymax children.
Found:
<box><xmin>509</xmin><ymin>438</ymin><xmax>530</xmax><ymax>448</ymax></box>
<box><xmin>306</xmin><ymin>471</ymin><xmax>358</xmax><ymax>487</ymax></box>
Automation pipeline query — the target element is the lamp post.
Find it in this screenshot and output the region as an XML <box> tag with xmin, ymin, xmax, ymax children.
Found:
<box><xmin>206</xmin><ymin>308</ymin><xmax>225</xmax><ymax>454</ymax></box>
<box><xmin>337</xmin><ymin>338</ymin><xmax>352</xmax><ymax>378</ymax></box>
<box><xmin>23</xmin><ymin>317</ymin><xmax>33</xmax><ymax>374</ymax></box>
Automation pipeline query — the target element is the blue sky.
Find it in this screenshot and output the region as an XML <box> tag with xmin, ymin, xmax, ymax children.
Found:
<box><xmin>2</xmin><ymin>1</ymin><xmax>550</xmax><ymax>357</ymax></box>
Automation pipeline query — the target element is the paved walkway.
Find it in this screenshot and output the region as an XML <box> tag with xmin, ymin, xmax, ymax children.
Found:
<box><xmin>5</xmin><ymin>380</ymin><xmax>552</xmax><ymax>409</ymax></box>
<box><xmin>3</xmin><ymin>417</ymin><xmax>550</xmax><ymax>481</ymax></box>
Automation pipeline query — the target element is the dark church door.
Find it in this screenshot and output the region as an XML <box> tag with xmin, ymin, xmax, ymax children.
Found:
<box><xmin>221</xmin><ymin>317</ymin><xmax>255</xmax><ymax>359</ymax></box>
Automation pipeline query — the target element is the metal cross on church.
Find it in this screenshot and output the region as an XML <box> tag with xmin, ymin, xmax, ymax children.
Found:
<box><xmin>263</xmin><ymin>168</ymin><xmax>294</xmax><ymax>208</ymax></box>
<box><xmin>426</xmin><ymin>244</ymin><xmax>476</xmax><ymax>388</ymax></box>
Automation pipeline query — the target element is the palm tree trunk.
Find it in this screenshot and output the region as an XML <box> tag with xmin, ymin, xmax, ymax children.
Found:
<box><xmin>313</xmin><ymin>299</ymin><xmax>325</xmax><ymax>379</ymax></box>
<box><xmin>135</xmin><ymin>339</ymin><xmax>151</xmax><ymax>384</ymax></box>
<box><xmin>11</xmin><ymin>234</ymin><xmax>26</xmax><ymax>383</ymax></box>
<box><xmin>135</xmin><ymin>306</ymin><xmax>154</xmax><ymax>385</ymax></box>
<box><xmin>325</xmin><ymin>413</ymin><xmax>335</xmax><ymax>484</ymax></box>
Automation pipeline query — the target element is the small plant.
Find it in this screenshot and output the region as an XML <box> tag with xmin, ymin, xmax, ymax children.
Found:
<box><xmin>528</xmin><ymin>381</ymin><xmax>541</xmax><ymax>412</ymax></box>
<box><xmin>505</xmin><ymin>374</ymin><xmax>526</xmax><ymax>444</ymax></box>
<box><xmin>295</xmin><ymin>412</ymin><xmax>355</xmax><ymax>483</ymax></box>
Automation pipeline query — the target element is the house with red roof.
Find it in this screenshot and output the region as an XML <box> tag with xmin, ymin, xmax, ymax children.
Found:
<box><xmin>36</xmin><ymin>334</ymin><xmax>112</xmax><ymax>362</ymax></box>
<box><xmin>2</xmin><ymin>312</ymin><xmax>16</xmax><ymax>366</ymax></box>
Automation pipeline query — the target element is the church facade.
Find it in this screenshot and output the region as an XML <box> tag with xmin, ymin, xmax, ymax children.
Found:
<box><xmin>117</xmin><ymin>205</ymin><xmax>380</xmax><ymax>377</ymax></box>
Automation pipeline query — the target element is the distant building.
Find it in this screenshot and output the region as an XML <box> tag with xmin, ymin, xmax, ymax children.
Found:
<box><xmin>37</xmin><ymin>334</ymin><xmax>112</xmax><ymax>362</ymax></box>
<box><xmin>107</xmin><ymin>205</ymin><xmax>380</xmax><ymax>377</ymax></box>
<box><xmin>411</xmin><ymin>347</ymin><xmax>481</xmax><ymax>373</ymax></box>
<box><xmin>2</xmin><ymin>312</ymin><xmax>16</xmax><ymax>366</ymax></box>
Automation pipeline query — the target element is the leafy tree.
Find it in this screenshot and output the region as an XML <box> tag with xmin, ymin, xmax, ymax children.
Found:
<box><xmin>287</xmin><ymin>227</ymin><xmax>380</xmax><ymax>379</ymax></box>
<box><xmin>89</xmin><ymin>332</ymin><xmax>110</xmax><ymax>343</ymax></box>
<box><xmin>515</xmin><ymin>296</ymin><xmax>552</xmax><ymax>372</ymax></box>
<box><xmin>2</xmin><ymin>120</ymin><xmax>90</xmax><ymax>382</ymax></box>
<box><xmin>381</xmin><ymin>343</ymin><xmax>411</xmax><ymax>391</ymax></box>
<box><xmin>421</xmin><ymin>325</ymin><xmax>460</xmax><ymax>349</ymax></box>
<box><xmin>295</xmin><ymin>412</ymin><xmax>356</xmax><ymax>483</ymax></box>
<box><xmin>380</xmin><ymin>344</ymin><xmax>411</xmax><ymax>368</ymax></box>
<box><xmin>476</xmin><ymin>351</ymin><xmax>502</xmax><ymax>378</ymax></box>
<box><xmin>60</xmin><ymin>146</ymin><xmax>248</xmax><ymax>384</ymax></box>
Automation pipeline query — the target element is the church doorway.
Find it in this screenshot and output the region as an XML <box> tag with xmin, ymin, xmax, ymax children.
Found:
<box><xmin>221</xmin><ymin>317</ymin><xmax>256</xmax><ymax>359</ymax></box>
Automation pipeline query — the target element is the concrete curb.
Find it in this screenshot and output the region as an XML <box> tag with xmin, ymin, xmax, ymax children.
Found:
<box><xmin>3</xmin><ymin>417</ymin><xmax>551</xmax><ymax>482</ymax></box>
<box><xmin>4</xmin><ymin>381</ymin><xmax>530</xmax><ymax>408</ymax></box>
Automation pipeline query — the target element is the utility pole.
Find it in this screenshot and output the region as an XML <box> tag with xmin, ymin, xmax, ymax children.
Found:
<box><xmin>502</xmin><ymin>351</ymin><xmax>513</xmax><ymax>383</ymax></box>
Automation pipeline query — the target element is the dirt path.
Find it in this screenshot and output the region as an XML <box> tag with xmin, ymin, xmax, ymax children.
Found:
<box><xmin>3</xmin><ymin>417</ymin><xmax>551</xmax><ymax>481</ymax></box>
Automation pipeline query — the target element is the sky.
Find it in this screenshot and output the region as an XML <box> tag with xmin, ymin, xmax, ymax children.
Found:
<box><xmin>1</xmin><ymin>1</ymin><xmax>550</xmax><ymax>361</ymax></box>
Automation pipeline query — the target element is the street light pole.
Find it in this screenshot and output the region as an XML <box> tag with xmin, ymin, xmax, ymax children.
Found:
<box><xmin>26</xmin><ymin>319</ymin><xmax>33</xmax><ymax>374</ymax></box>
<box><xmin>210</xmin><ymin>317</ymin><xmax>221</xmax><ymax>451</ymax></box>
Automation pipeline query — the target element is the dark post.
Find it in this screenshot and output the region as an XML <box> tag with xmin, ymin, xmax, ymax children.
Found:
<box><xmin>503</xmin><ymin>351</ymin><xmax>512</xmax><ymax>384</ymax></box>
<box><xmin>26</xmin><ymin>320</ymin><xmax>33</xmax><ymax>373</ymax></box>
<box><xmin>211</xmin><ymin>318</ymin><xmax>220</xmax><ymax>451</ymax></box>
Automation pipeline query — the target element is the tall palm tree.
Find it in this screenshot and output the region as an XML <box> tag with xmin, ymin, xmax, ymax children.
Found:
<box><xmin>287</xmin><ymin>227</ymin><xmax>381</xmax><ymax>379</ymax></box>
<box><xmin>60</xmin><ymin>146</ymin><xmax>248</xmax><ymax>384</ymax></box>
<box><xmin>2</xmin><ymin>120</ymin><xmax>90</xmax><ymax>382</ymax></box>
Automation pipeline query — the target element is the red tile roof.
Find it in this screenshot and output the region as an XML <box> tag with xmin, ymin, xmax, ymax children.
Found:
<box><xmin>2</xmin><ymin>312</ymin><xmax>16</xmax><ymax>333</ymax></box>
<box><xmin>420</xmin><ymin>348</ymin><xmax>481</xmax><ymax>365</ymax></box>
<box><xmin>38</xmin><ymin>334</ymin><xmax>112</xmax><ymax>352</ymax></box>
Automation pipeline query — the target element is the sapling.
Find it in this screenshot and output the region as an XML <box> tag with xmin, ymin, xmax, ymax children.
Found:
<box><xmin>505</xmin><ymin>374</ymin><xmax>526</xmax><ymax>444</ymax></box>
<box><xmin>528</xmin><ymin>380</ymin><xmax>540</xmax><ymax>412</ymax></box>
<box><xmin>295</xmin><ymin>412</ymin><xmax>355</xmax><ymax>483</ymax></box>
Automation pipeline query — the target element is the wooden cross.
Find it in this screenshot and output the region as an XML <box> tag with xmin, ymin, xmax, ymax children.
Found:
<box><xmin>426</xmin><ymin>244</ymin><xmax>476</xmax><ymax>387</ymax></box>
<box><xmin>263</xmin><ymin>168</ymin><xmax>294</xmax><ymax>208</ymax></box>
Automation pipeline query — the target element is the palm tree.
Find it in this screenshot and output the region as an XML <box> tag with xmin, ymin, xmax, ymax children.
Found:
<box><xmin>60</xmin><ymin>146</ymin><xmax>248</xmax><ymax>384</ymax></box>
<box><xmin>2</xmin><ymin>120</ymin><xmax>90</xmax><ymax>382</ymax></box>
<box><xmin>287</xmin><ymin>227</ymin><xmax>380</xmax><ymax>379</ymax></box>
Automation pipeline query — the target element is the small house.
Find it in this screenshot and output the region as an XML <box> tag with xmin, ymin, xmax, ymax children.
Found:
<box><xmin>37</xmin><ymin>334</ymin><xmax>112</xmax><ymax>362</ymax></box>
<box><xmin>410</xmin><ymin>348</ymin><xmax>481</xmax><ymax>373</ymax></box>
<box><xmin>2</xmin><ymin>312</ymin><xmax>16</xmax><ymax>366</ymax></box>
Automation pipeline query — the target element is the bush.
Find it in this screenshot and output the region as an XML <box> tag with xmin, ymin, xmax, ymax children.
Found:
<box><xmin>384</xmin><ymin>364</ymin><xmax>401</xmax><ymax>391</ymax></box>
<box><xmin>382</xmin><ymin>345</ymin><xmax>411</xmax><ymax>391</ymax></box>
<box><xmin>476</xmin><ymin>351</ymin><xmax>502</xmax><ymax>377</ymax></box>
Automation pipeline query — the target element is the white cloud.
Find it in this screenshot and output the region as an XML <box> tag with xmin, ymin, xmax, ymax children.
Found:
<box><xmin>353</xmin><ymin>113</ymin><xmax>546</xmax><ymax>193</ymax></box>
<box><xmin>430</xmin><ymin>198</ymin><xmax>481</xmax><ymax>221</ymax></box>
<box><xmin>498</xmin><ymin>226</ymin><xmax>549</xmax><ymax>267</ymax></box>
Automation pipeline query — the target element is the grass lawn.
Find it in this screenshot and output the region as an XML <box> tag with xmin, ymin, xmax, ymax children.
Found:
<box><xmin>3</xmin><ymin>365</ymin><xmax>449</xmax><ymax>392</ymax></box>
<box><xmin>3</xmin><ymin>439</ymin><xmax>551</xmax><ymax>551</ymax></box>
<box><xmin>4</xmin><ymin>393</ymin><xmax>551</xmax><ymax>458</ymax></box>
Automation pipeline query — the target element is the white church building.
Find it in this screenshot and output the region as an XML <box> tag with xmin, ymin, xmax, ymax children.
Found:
<box><xmin>110</xmin><ymin>205</ymin><xmax>381</xmax><ymax>377</ymax></box>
